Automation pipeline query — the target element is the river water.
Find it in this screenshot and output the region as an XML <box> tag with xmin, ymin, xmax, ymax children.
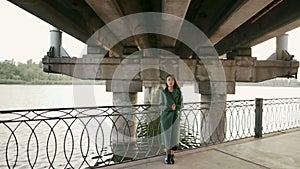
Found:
<box><xmin>0</xmin><ymin>84</ymin><xmax>299</xmax><ymax>168</ymax></box>
<box><xmin>1</xmin><ymin>84</ymin><xmax>300</xmax><ymax>110</ymax></box>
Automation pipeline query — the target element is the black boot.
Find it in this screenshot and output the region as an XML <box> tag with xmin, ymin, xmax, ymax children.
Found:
<box><xmin>164</xmin><ymin>154</ymin><xmax>172</xmax><ymax>164</ymax></box>
<box><xmin>170</xmin><ymin>154</ymin><xmax>175</xmax><ymax>164</ymax></box>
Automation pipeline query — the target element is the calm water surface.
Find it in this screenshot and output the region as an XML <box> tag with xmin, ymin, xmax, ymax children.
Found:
<box><xmin>0</xmin><ymin>84</ymin><xmax>300</xmax><ymax>110</ymax></box>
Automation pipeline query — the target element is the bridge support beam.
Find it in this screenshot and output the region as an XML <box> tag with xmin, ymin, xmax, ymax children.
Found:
<box><xmin>42</xmin><ymin>56</ymin><xmax>299</xmax><ymax>84</ymax></box>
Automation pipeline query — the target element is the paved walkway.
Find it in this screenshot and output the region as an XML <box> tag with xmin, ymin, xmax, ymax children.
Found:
<box><xmin>104</xmin><ymin>128</ymin><xmax>300</xmax><ymax>169</ymax></box>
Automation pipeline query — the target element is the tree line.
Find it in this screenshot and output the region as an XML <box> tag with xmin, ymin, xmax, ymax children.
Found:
<box><xmin>0</xmin><ymin>59</ymin><xmax>72</xmax><ymax>84</ymax></box>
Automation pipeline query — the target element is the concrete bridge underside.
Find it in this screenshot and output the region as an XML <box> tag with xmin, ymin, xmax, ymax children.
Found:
<box><xmin>8</xmin><ymin>0</ymin><xmax>300</xmax><ymax>93</ymax></box>
<box><xmin>8</xmin><ymin>0</ymin><xmax>300</xmax><ymax>56</ymax></box>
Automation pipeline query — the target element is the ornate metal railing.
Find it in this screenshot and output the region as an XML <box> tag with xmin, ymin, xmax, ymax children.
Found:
<box><xmin>262</xmin><ymin>98</ymin><xmax>300</xmax><ymax>134</ymax></box>
<box><xmin>225</xmin><ymin>100</ymin><xmax>256</xmax><ymax>140</ymax></box>
<box><xmin>0</xmin><ymin>97</ymin><xmax>299</xmax><ymax>168</ymax></box>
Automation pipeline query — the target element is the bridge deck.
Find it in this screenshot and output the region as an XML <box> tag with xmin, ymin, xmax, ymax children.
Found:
<box><xmin>103</xmin><ymin>128</ymin><xmax>300</xmax><ymax>169</ymax></box>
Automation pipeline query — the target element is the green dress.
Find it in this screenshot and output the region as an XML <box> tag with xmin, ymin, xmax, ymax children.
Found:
<box><xmin>159</xmin><ymin>87</ymin><xmax>182</xmax><ymax>149</ymax></box>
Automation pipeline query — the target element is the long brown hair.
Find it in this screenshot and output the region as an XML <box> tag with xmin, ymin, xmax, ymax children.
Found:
<box><xmin>165</xmin><ymin>74</ymin><xmax>180</xmax><ymax>90</ymax></box>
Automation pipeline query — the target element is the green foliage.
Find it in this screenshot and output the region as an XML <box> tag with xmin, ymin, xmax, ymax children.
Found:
<box><xmin>0</xmin><ymin>59</ymin><xmax>72</xmax><ymax>84</ymax></box>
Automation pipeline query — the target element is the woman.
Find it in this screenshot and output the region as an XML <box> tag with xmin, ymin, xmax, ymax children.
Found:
<box><xmin>159</xmin><ymin>74</ymin><xmax>182</xmax><ymax>164</ymax></box>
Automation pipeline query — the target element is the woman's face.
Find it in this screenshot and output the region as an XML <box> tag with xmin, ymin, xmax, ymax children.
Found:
<box><xmin>166</xmin><ymin>76</ymin><xmax>175</xmax><ymax>87</ymax></box>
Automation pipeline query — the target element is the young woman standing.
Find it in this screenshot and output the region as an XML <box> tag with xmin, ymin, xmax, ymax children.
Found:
<box><xmin>160</xmin><ymin>74</ymin><xmax>182</xmax><ymax>164</ymax></box>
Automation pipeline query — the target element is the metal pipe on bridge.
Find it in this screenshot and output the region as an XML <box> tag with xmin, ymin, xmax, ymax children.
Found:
<box><xmin>50</xmin><ymin>27</ymin><xmax>62</xmax><ymax>57</ymax></box>
<box><xmin>276</xmin><ymin>34</ymin><xmax>288</xmax><ymax>60</ymax></box>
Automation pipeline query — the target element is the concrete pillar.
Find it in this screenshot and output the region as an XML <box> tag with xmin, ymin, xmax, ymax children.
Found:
<box><xmin>112</xmin><ymin>92</ymin><xmax>138</xmax><ymax>142</ymax></box>
<box><xmin>112</xmin><ymin>92</ymin><xmax>138</xmax><ymax>161</ymax></box>
<box><xmin>150</xmin><ymin>84</ymin><xmax>164</xmax><ymax>104</ymax></box>
<box><xmin>201</xmin><ymin>94</ymin><xmax>227</xmax><ymax>144</ymax></box>
<box><xmin>143</xmin><ymin>83</ymin><xmax>165</xmax><ymax>156</ymax></box>
<box><xmin>50</xmin><ymin>27</ymin><xmax>62</xmax><ymax>57</ymax></box>
<box><xmin>107</xmin><ymin>80</ymin><xmax>142</xmax><ymax>161</ymax></box>
<box><xmin>276</xmin><ymin>34</ymin><xmax>288</xmax><ymax>60</ymax></box>
<box><xmin>143</xmin><ymin>81</ymin><xmax>161</xmax><ymax>104</ymax></box>
<box><xmin>144</xmin><ymin>86</ymin><xmax>152</xmax><ymax>104</ymax></box>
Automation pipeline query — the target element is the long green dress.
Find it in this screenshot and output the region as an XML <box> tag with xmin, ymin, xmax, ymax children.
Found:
<box><xmin>159</xmin><ymin>87</ymin><xmax>182</xmax><ymax>149</ymax></box>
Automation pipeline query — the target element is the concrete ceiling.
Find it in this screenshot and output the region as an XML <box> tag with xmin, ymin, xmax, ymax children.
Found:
<box><xmin>8</xmin><ymin>0</ymin><xmax>300</xmax><ymax>57</ymax></box>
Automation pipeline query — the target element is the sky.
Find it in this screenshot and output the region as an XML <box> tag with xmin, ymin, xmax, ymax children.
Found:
<box><xmin>0</xmin><ymin>1</ymin><xmax>86</xmax><ymax>63</ymax></box>
<box><xmin>1</xmin><ymin>0</ymin><xmax>300</xmax><ymax>64</ymax></box>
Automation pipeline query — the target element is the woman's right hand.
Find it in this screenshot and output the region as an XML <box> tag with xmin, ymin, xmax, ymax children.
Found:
<box><xmin>171</xmin><ymin>104</ymin><xmax>176</xmax><ymax>111</ymax></box>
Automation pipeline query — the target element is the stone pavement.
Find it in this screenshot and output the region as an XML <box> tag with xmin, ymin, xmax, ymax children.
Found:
<box><xmin>103</xmin><ymin>128</ymin><xmax>300</xmax><ymax>169</ymax></box>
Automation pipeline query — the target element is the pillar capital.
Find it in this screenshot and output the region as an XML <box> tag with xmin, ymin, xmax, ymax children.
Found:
<box><xmin>106</xmin><ymin>80</ymin><xmax>142</xmax><ymax>93</ymax></box>
<box><xmin>227</xmin><ymin>47</ymin><xmax>252</xmax><ymax>59</ymax></box>
<box><xmin>194</xmin><ymin>81</ymin><xmax>235</xmax><ymax>94</ymax></box>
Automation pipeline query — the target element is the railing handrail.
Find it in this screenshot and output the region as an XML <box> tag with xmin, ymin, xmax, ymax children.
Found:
<box><xmin>0</xmin><ymin>99</ymin><xmax>260</xmax><ymax>113</ymax></box>
<box><xmin>1</xmin><ymin>97</ymin><xmax>299</xmax><ymax>113</ymax></box>
<box><xmin>0</xmin><ymin>104</ymin><xmax>155</xmax><ymax>113</ymax></box>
